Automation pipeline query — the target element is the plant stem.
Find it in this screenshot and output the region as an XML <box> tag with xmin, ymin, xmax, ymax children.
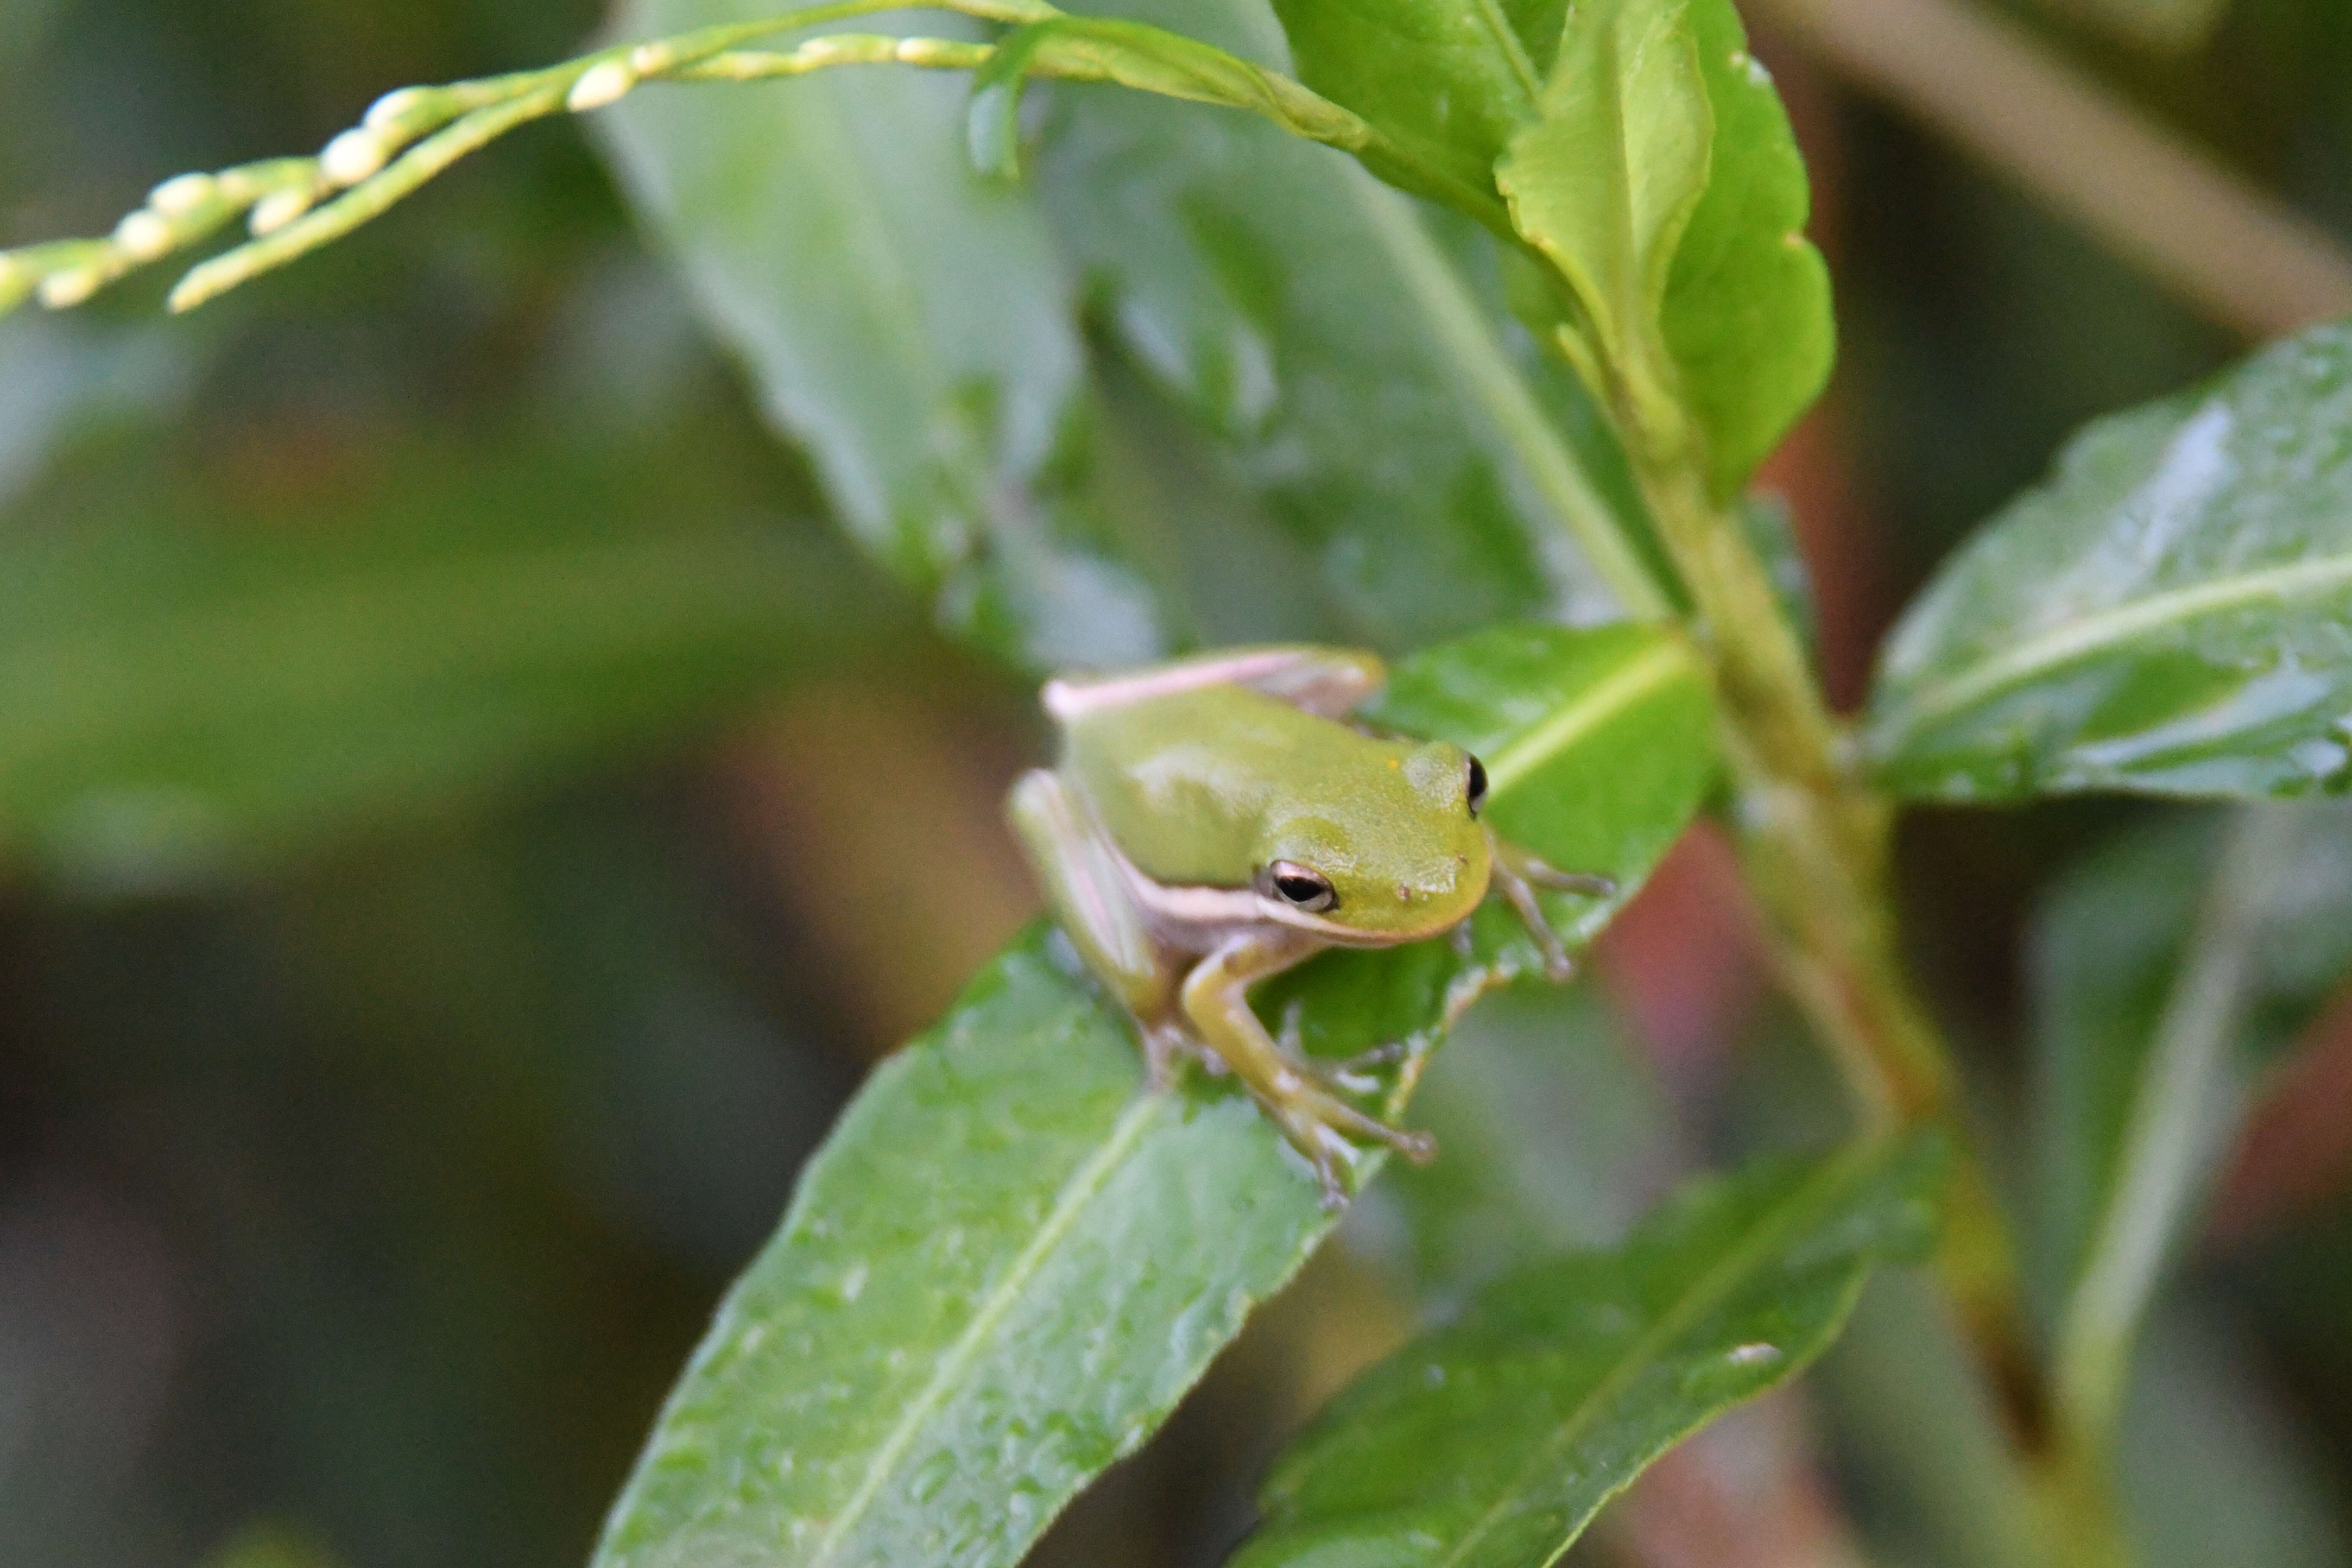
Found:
<box><xmin>1617</xmin><ymin>421</ymin><xmax>2126</xmax><ymax>1565</ymax></box>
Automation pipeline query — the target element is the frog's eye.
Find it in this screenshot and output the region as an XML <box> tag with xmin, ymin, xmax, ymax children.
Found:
<box><xmin>1466</xmin><ymin>755</ymin><xmax>1489</xmax><ymax>819</ymax></box>
<box><xmin>1264</xmin><ymin>861</ymin><xmax>1338</xmax><ymax>912</ymax></box>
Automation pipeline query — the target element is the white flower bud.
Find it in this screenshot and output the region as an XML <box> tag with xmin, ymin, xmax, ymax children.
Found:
<box><xmin>250</xmin><ymin>187</ymin><xmax>314</xmax><ymax>236</ymax></box>
<box><xmin>113</xmin><ymin>209</ymin><xmax>176</xmax><ymax>261</ymax></box>
<box><xmin>566</xmin><ymin>60</ymin><xmax>637</xmax><ymax>112</ymax></box>
<box><xmin>148</xmin><ymin>172</ymin><xmax>218</xmax><ymax>217</ymax></box>
<box><xmin>321</xmin><ymin>126</ymin><xmax>389</xmax><ymax>186</ymax></box>
<box><xmin>39</xmin><ymin>266</ymin><xmax>104</xmax><ymax>309</ymax></box>
<box><xmin>628</xmin><ymin>42</ymin><xmax>675</xmax><ymax>75</ymax></box>
<box><xmin>364</xmin><ymin>86</ymin><xmax>429</xmax><ymax>131</ymax></box>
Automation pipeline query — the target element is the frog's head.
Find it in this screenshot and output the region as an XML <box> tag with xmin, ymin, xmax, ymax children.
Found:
<box><xmin>1252</xmin><ymin>738</ymin><xmax>1492</xmax><ymax>943</ymax></box>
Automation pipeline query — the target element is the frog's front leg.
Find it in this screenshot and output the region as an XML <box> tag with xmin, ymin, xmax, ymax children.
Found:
<box><xmin>1486</xmin><ymin>828</ymin><xmax>1616</xmax><ymax>983</ymax></box>
<box><xmin>1179</xmin><ymin>932</ymin><xmax>1437</xmax><ymax>1208</ymax></box>
<box><xmin>1009</xmin><ymin>769</ymin><xmax>1193</xmax><ymax>1087</ymax></box>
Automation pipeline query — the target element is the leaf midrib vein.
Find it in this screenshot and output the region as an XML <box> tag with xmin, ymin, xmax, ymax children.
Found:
<box><xmin>1467</xmin><ymin>0</ymin><xmax>1543</xmax><ymax>103</ymax></box>
<box><xmin>803</xmin><ymin>1090</ymin><xmax>1167</xmax><ymax>1566</ymax></box>
<box><xmin>1435</xmin><ymin>1148</ymin><xmax>1869</xmax><ymax>1568</ymax></box>
<box><xmin>1341</xmin><ymin>167</ymin><xmax>1668</xmax><ymax>620</ymax></box>
<box><xmin>1881</xmin><ymin>553</ymin><xmax>2352</xmax><ymax>743</ymax></box>
<box><xmin>1487</xmin><ymin>638</ymin><xmax>1694</xmax><ymax>792</ymax></box>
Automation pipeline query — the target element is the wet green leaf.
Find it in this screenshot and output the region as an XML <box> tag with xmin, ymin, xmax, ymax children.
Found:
<box><xmin>1868</xmin><ymin>321</ymin><xmax>2352</xmax><ymax>802</ymax></box>
<box><xmin>603</xmin><ymin>0</ymin><xmax>1674</xmax><ymax>667</ymax></box>
<box><xmin>1660</xmin><ymin>0</ymin><xmax>1834</xmax><ymax>501</ymax></box>
<box><xmin>0</xmin><ymin>431</ymin><xmax>872</xmax><ymax>890</ymax></box>
<box><xmin>2035</xmin><ymin>805</ymin><xmax>2352</xmax><ymax>1446</ymax></box>
<box><xmin>598</xmin><ymin>0</ymin><xmax>1170</xmax><ymax>673</ymax></box>
<box><xmin>1280</xmin><ymin>0</ymin><xmax>1827</xmax><ymax>499</ymax></box>
<box><xmin>1369</xmin><ymin>983</ymin><xmax>1677</xmax><ymax>1306</ymax></box>
<box><xmin>1233</xmin><ymin>1133</ymin><xmax>1944</xmax><ymax>1568</ymax></box>
<box><xmin>1268</xmin><ymin>0</ymin><xmax>1550</xmax><ymax>210</ymax></box>
<box><xmin>1038</xmin><ymin>0</ymin><xmax>1654</xmax><ymax>642</ymax></box>
<box><xmin>1495</xmin><ymin>0</ymin><xmax>1712</xmax><ymax>425</ymax></box>
<box><xmin>590</xmin><ymin>621</ymin><xmax>1718</xmax><ymax>1568</ymax></box>
<box><xmin>591</xmin><ymin>924</ymin><xmax>1316</xmax><ymax>1568</ymax></box>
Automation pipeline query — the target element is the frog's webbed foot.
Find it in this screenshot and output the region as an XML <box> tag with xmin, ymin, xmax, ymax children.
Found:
<box><xmin>1182</xmin><ymin>943</ymin><xmax>1437</xmax><ymax>1209</ymax></box>
<box><xmin>1486</xmin><ymin>828</ymin><xmax>1614</xmax><ymax>984</ymax></box>
<box><xmin>1289</xmin><ymin>1112</ymin><xmax>1436</xmax><ymax>1211</ymax></box>
<box><xmin>1263</xmin><ymin>1056</ymin><xmax>1435</xmax><ymax>1171</ymax></box>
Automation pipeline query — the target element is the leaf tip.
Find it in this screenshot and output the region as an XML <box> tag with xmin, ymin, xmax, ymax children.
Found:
<box><xmin>963</xmin><ymin>80</ymin><xmax>1027</xmax><ymax>183</ymax></box>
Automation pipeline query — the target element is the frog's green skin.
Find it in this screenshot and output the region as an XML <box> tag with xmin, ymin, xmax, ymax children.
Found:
<box><xmin>1007</xmin><ymin>645</ymin><xmax>1607</xmax><ymax>1206</ymax></box>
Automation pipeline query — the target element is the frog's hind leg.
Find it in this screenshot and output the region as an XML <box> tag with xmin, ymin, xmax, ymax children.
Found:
<box><xmin>1273</xmin><ymin>1001</ymin><xmax>1405</xmax><ymax>1095</ymax></box>
<box><xmin>1043</xmin><ymin>646</ymin><xmax>1386</xmax><ymax>723</ymax></box>
<box><xmin>1180</xmin><ymin>935</ymin><xmax>1436</xmax><ymax>1208</ymax></box>
<box><xmin>1008</xmin><ymin>769</ymin><xmax>1180</xmax><ymax>1037</ymax></box>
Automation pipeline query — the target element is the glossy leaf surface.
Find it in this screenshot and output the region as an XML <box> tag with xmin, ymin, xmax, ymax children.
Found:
<box><xmin>591</xmin><ymin>622</ymin><xmax>1718</xmax><ymax>1568</ymax></box>
<box><xmin>1268</xmin><ymin>0</ymin><xmax>1549</xmax><ymax>208</ymax></box>
<box><xmin>603</xmin><ymin>0</ymin><xmax>1663</xmax><ymax>668</ymax></box>
<box><xmin>599</xmin><ymin>0</ymin><xmax>1169</xmax><ymax>673</ymax></box>
<box><xmin>1372</xmin><ymin>983</ymin><xmax>1676</xmax><ymax>1306</ymax></box>
<box><xmin>1235</xmin><ymin>1134</ymin><xmax>1944</xmax><ymax>1568</ymax></box>
<box><xmin>1282</xmin><ymin>0</ymin><xmax>1829</xmax><ymax>500</ymax></box>
<box><xmin>1495</xmin><ymin>0</ymin><xmax>1712</xmax><ymax>417</ymax></box>
<box><xmin>2035</xmin><ymin>805</ymin><xmax>2352</xmax><ymax>1437</ymax></box>
<box><xmin>1659</xmin><ymin>0</ymin><xmax>1834</xmax><ymax>501</ymax></box>
<box><xmin>1869</xmin><ymin>321</ymin><xmax>2352</xmax><ymax>801</ymax></box>
<box><xmin>1037</xmin><ymin>0</ymin><xmax>1644</xmax><ymax>642</ymax></box>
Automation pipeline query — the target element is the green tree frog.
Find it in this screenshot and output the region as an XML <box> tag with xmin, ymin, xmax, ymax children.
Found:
<box><xmin>1008</xmin><ymin>645</ymin><xmax>1610</xmax><ymax>1205</ymax></box>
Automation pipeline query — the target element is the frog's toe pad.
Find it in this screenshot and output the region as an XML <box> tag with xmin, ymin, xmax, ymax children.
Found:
<box><xmin>1390</xmin><ymin>1127</ymin><xmax>1438</xmax><ymax>1165</ymax></box>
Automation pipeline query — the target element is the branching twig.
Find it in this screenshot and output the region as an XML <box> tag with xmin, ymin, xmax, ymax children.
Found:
<box><xmin>0</xmin><ymin>0</ymin><xmax>1501</xmax><ymax>323</ymax></box>
<box><xmin>0</xmin><ymin>0</ymin><xmax>1051</xmax><ymax>317</ymax></box>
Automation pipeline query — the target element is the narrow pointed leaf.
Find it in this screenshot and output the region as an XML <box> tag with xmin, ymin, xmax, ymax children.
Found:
<box><xmin>603</xmin><ymin>0</ymin><xmax>1664</xmax><ymax>666</ymax></box>
<box><xmin>1037</xmin><ymin>0</ymin><xmax>1655</xmax><ymax>640</ymax></box>
<box><xmin>1495</xmin><ymin>0</ymin><xmax>1713</xmax><ymax>424</ymax></box>
<box><xmin>1284</xmin><ymin>0</ymin><xmax>1830</xmax><ymax>499</ymax></box>
<box><xmin>1869</xmin><ymin>320</ymin><xmax>2352</xmax><ymax>801</ymax></box>
<box><xmin>966</xmin><ymin>22</ymin><xmax>1061</xmax><ymax>180</ymax></box>
<box><xmin>1660</xmin><ymin>0</ymin><xmax>1834</xmax><ymax>501</ymax></box>
<box><xmin>590</xmin><ymin>623</ymin><xmax>1718</xmax><ymax>1568</ymax></box>
<box><xmin>598</xmin><ymin>0</ymin><xmax>1170</xmax><ymax>673</ymax></box>
<box><xmin>1375</xmin><ymin>984</ymin><xmax>1677</xmax><ymax>1303</ymax></box>
<box><xmin>2036</xmin><ymin>804</ymin><xmax>2352</xmax><ymax>1446</ymax></box>
<box><xmin>1233</xmin><ymin>1133</ymin><xmax>1944</xmax><ymax>1568</ymax></box>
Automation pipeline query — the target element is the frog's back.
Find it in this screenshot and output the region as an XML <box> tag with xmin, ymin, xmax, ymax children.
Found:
<box><xmin>1063</xmin><ymin>683</ymin><xmax>1376</xmax><ymax>889</ymax></box>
